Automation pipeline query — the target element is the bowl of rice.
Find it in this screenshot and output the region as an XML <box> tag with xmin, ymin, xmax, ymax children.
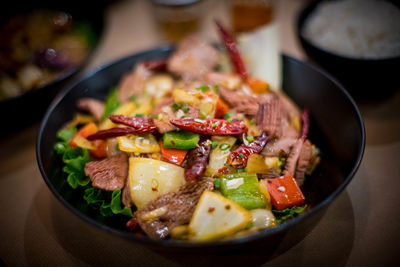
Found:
<box><xmin>297</xmin><ymin>0</ymin><xmax>400</xmax><ymax>100</ymax></box>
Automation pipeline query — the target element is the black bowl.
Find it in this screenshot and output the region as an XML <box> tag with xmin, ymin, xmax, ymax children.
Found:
<box><xmin>297</xmin><ymin>0</ymin><xmax>400</xmax><ymax>101</ymax></box>
<box><xmin>36</xmin><ymin>47</ymin><xmax>365</xmax><ymax>266</ymax></box>
<box><xmin>0</xmin><ymin>0</ymin><xmax>105</xmax><ymax>137</ymax></box>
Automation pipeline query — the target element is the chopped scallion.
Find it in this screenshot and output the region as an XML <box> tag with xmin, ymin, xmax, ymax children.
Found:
<box><xmin>246</xmin><ymin>135</ymin><xmax>254</xmax><ymax>142</ymax></box>
<box><xmin>211</xmin><ymin>141</ymin><xmax>218</xmax><ymax>150</ymax></box>
<box><xmin>224</xmin><ymin>111</ymin><xmax>232</xmax><ymax>120</ymax></box>
<box><xmin>219</xmin><ymin>143</ymin><xmax>231</xmax><ymax>151</ymax></box>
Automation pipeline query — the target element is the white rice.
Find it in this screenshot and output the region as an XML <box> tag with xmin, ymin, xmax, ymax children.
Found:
<box><xmin>302</xmin><ymin>0</ymin><xmax>400</xmax><ymax>59</ymax></box>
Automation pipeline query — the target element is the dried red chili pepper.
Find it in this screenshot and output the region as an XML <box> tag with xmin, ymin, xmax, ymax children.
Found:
<box><xmin>142</xmin><ymin>59</ymin><xmax>168</xmax><ymax>71</ymax></box>
<box><xmin>87</xmin><ymin>127</ymin><xmax>152</xmax><ymax>140</ymax></box>
<box><xmin>184</xmin><ymin>138</ymin><xmax>211</xmax><ymax>183</ymax></box>
<box><xmin>126</xmin><ymin>217</ymin><xmax>146</xmax><ymax>236</ymax></box>
<box><xmin>170</xmin><ymin>119</ymin><xmax>247</xmax><ymax>135</ymax></box>
<box><xmin>126</xmin><ymin>217</ymin><xmax>139</xmax><ymax>232</ymax></box>
<box><xmin>228</xmin><ymin>132</ymin><xmax>269</xmax><ymax>168</ymax></box>
<box><xmin>215</xmin><ymin>20</ymin><xmax>248</xmax><ymax>81</ymax></box>
<box><xmin>109</xmin><ymin>115</ymin><xmax>156</xmax><ymax>132</ymax></box>
<box><xmin>300</xmin><ymin>108</ymin><xmax>309</xmax><ymax>141</ymax></box>
<box><xmin>218</xmin><ymin>167</ymin><xmax>229</xmax><ymax>174</ymax></box>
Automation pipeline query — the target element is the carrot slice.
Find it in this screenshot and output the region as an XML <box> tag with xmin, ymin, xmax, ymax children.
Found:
<box><xmin>160</xmin><ymin>141</ymin><xmax>188</xmax><ymax>166</ymax></box>
<box><xmin>215</xmin><ymin>98</ymin><xmax>230</xmax><ymax>119</ymax></box>
<box><xmin>247</xmin><ymin>77</ymin><xmax>269</xmax><ymax>94</ymax></box>
<box><xmin>264</xmin><ymin>174</ymin><xmax>305</xmax><ymax>210</ymax></box>
<box><xmin>70</xmin><ymin>122</ymin><xmax>98</xmax><ymax>148</ymax></box>
<box><xmin>90</xmin><ymin>139</ymin><xmax>107</xmax><ymax>158</ymax></box>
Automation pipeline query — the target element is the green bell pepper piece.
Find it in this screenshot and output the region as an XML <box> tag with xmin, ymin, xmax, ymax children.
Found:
<box><xmin>220</xmin><ymin>173</ymin><xmax>266</xmax><ymax>210</ymax></box>
<box><xmin>163</xmin><ymin>130</ymin><xmax>200</xmax><ymax>149</ymax></box>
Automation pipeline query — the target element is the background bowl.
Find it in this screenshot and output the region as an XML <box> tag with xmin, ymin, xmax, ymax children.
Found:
<box><xmin>37</xmin><ymin>47</ymin><xmax>365</xmax><ymax>266</ymax></box>
<box><xmin>0</xmin><ymin>0</ymin><xmax>105</xmax><ymax>137</ymax></box>
<box><xmin>297</xmin><ymin>0</ymin><xmax>400</xmax><ymax>101</ymax></box>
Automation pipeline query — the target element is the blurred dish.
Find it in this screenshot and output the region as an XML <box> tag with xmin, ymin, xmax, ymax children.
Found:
<box><xmin>297</xmin><ymin>0</ymin><xmax>400</xmax><ymax>100</ymax></box>
<box><xmin>302</xmin><ymin>0</ymin><xmax>400</xmax><ymax>59</ymax></box>
<box><xmin>0</xmin><ymin>9</ymin><xmax>95</xmax><ymax>100</ymax></box>
<box><xmin>0</xmin><ymin>3</ymin><xmax>104</xmax><ymax>136</ymax></box>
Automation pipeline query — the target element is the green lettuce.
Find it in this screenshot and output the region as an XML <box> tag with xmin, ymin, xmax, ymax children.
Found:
<box><xmin>54</xmin><ymin>127</ymin><xmax>90</xmax><ymax>189</ymax></box>
<box><xmin>84</xmin><ymin>187</ymin><xmax>133</xmax><ymax>217</ymax></box>
<box><xmin>272</xmin><ymin>205</ymin><xmax>307</xmax><ymax>224</ymax></box>
<box><xmin>54</xmin><ymin>126</ymin><xmax>133</xmax><ymax>218</ymax></box>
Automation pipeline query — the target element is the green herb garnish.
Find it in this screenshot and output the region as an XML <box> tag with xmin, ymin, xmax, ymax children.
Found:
<box><xmin>196</xmin><ymin>84</ymin><xmax>210</xmax><ymax>92</ymax></box>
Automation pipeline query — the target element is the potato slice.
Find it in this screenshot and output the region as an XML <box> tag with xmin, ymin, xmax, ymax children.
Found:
<box><xmin>117</xmin><ymin>134</ymin><xmax>160</xmax><ymax>153</ymax></box>
<box><xmin>128</xmin><ymin>157</ymin><xmax>185</xmax><ymax>208</ymax></box>
<box><xmin>246</xmin><ymin>154</ymin><xmax>279</xmax><ymax>174</ymax></box>
<box><xmin>205</xmin><ymin>136</ymin><xmax>236</xmax><ymax>177</ymax></box>
<box><xmin>188</xmin><ymin>191</ymin><xmax>252</xmax><ymax>240</ymax></box>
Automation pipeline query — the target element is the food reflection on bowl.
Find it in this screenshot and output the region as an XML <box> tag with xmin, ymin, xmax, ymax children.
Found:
<box><xmin>297</xmin><ymin>0</ymin><xmax>400</xmax><ymax>100</ymax></box>
<box><xmin>37</xmin><ymin>44</ymin><xmax>364</xmax><ymax>264</ymax></box>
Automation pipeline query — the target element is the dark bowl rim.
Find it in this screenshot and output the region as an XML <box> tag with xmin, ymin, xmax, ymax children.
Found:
<box><xmin>0</xmin><ymin>8</ymin><xmax>105</xmax><ymax>105</ymax></box>
<box><xmin>36</xmin><ymin>46</ymin><xmax>365</xmax><ymax>249</ymax></box>
<box><xmin>296</xmin><ymin>0</ymin><xmax>400</xmax><ymax>62</ymax></box>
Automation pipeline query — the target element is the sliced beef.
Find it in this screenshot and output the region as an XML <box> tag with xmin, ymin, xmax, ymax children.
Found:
<box><xmin>84</xmin><ymin>153</ymin><xmax>128</xmax><ymax>191</ymax></box>
<box><xmin>167</xmin><ymin>35</ymin><xmax>220</xmax><ymax>80</ymax></box>
<box><xmin>118</xmin><ymin>63</ymin><xmax>152</xmax><ymax>103</ymax></box>
<box><xmin>280</xmin><ymin>117</ymin><xmax>301</xmax><ymax>139</ymax></box>
<box><xmin>283</xmin><ymin>139</ymin><xmax>303</xmax><ymax>179</ymax></box>
<box><xmin>152</xmin><ymin>97</ymin><xmax>177</xmax><ymax>133</ymax></box>
<box><xmin>277</xmin><ymin>91</ymin><xmax>301</xmax><ymax>139</ymax></box>
<box><xmin>135</xmin><ymin>177</ymin><xmax>214</xmax><ymax>239</ymax></box>
<box><xmin>152</xmin><ymin>97</ymin><xmax>199</xmax><ymax>133</ymax></box>
<box><xmin>122</xmin><ymin>178</ymin><xmax>134</xmax><ymax>208</ymax></box>
<box><xmin>77</xmin><ymin>98</ymin><xmax>105</xmax><ymax>121</ymax></box>
<box><xmin>256</xmin><ymin>93</ymin><xmax>282</xmax><ymax>138</ymax></box>
<box><xmin>218</xmin><ymin>87</ymin><xmax>259</xmax><ymax>116</ymax></box>
<box><xmin>276</xmin><ymin>91</ymin><xmax>301</xmax><ymax>120</ymax></box>
<box><xmin>258</xmin><ymin>168</ymin><xmax>280</xmax><ymax>179</ymax></box>
<box><xmin>295</xmin><ymin>140</ymin><xmax>312</xmax><ymax>186</ymax></box>
<box><xmin>262</xmin><ymin>137</ymin><xmax>297</xmax><ymax>157</ymax></box>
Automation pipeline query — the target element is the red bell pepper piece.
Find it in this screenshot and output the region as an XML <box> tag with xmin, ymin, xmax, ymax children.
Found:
<box><xmin>170</xmin><ymin>118</ymin><xmax>247</xmax><ymax>135</ymax></box>
<box><xmin>227</xmin><ymin>132</ymin><xmax>269</xmax><ymax>168</ymax></box>
<box><xmin>264</xmin><ymin>174</ymin><xmax>305</xmax><ymax>210</ymax></box>
<box><xmin>215</xmin><ymin>20</ymin><xmax>248</xmax><ymax>81</ymax></box>
<box><xmin>69</xmin><ymin>122</ymin><xmax>98</xmax><ymax>147</ymax></box>
<box><xmin>160</xmin><ymin>141</ymin><xmax>188</xmax><ymax>166</ymax></box>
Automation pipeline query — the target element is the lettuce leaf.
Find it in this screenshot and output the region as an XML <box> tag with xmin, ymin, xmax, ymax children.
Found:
<box><xmin>84</xmin><ymin>187</ymin><xmax>133</xmax><ymax>217</ymax></box>
<box><xmin>272</xmin><ymin>205</ymin><xmax>307</xmax><ymax>224</ymax></box>
<box><xmin>54</xmin><ymin>126</ymin><xmax>133</xmax><ymax>219</ymax></box>
<box><xmin>54</xmin><ymin>126</ymin><xmax>90</xmax><ymax>189</ymax></box>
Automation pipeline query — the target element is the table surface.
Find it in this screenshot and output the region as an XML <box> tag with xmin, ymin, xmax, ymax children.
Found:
<box><xmin>1</xmin><ymin>0</ymin><xmax>399</xmax><ymax>266</ymax></box>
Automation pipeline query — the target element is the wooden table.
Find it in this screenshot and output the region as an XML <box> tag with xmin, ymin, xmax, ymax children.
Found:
<box><xmin>1</xmin><ymin>0</ymin><xmax>399</xmax><ymax>266</ymax></box>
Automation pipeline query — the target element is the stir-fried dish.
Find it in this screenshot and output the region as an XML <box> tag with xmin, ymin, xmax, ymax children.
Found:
<box><xmin>53</xmin><ymin>22</ymin><xmax>320</xmax><ymax>241</ymax></box>
<box><xmin>0</xmin><ymin>10</ymin><xmax>95</xmax><ymax>100</ymax></box>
